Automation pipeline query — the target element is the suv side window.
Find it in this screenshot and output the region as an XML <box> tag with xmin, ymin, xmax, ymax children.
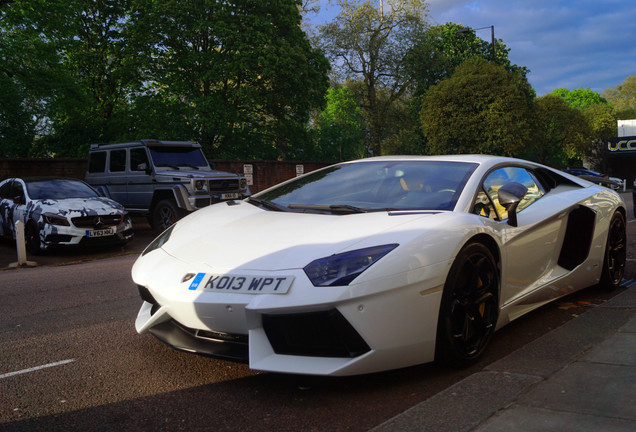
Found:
<box><xmin>88</xmin><ymin>151</ymin><xmax>107</xmax><ymax>173</ymax></box>
<box><xmin>130</xmin><ymin>147</ymin><xmax>149</xmax><ymax>171</ymax></box>
<box><xmin>110</xmin><ymin>149</ymin><xmax>126</xmax><ymax>172</ymax></box>
<box><xmin>481</xmin><ymin>167</ymin><xmax>545</xmax><ymax>221</ymax></box>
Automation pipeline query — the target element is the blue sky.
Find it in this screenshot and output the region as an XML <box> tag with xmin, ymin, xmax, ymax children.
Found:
<box><xmin>309</xmin><ymin>0</ymin><xmax>636</xmax><ymax>96</ymax></box>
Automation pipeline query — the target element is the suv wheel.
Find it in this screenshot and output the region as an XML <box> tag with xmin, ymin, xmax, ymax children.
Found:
<box><xmin>152</xmin><ymin>199</ymin><xmax>184</xmax><ymax>231</ymax></box>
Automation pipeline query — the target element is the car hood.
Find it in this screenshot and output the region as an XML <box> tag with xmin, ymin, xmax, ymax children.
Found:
<box><xmin>160</xmin><ymin>201</ymin><xmax>447</xmax><ymax>272</ymax></box>
<box><xmin>31</xmin><ymin>197</ymin><xmax>125</xmax><ymax>216</ymax></box>
<box><xmin>154</xmin><ymin>168</ymin><xmax>240</xmax><ymax>179</ymax></box>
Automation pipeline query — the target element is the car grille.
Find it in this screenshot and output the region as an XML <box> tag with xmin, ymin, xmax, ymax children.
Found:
<box><xmin>208</xmin><ymin>179</ymin><xmax>241</xmax><ymax>193</ymax></box>
<box><xmin>72</xmin><ymin>214</ymin><xmax>122</xmax><ymax>228</ymax></box>
<box><xmin>263</xmin><ymin>310</ymin><xmax>371</xmax><ymax>358</ymax></box>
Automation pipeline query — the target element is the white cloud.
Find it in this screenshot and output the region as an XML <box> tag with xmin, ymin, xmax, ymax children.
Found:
<box><xmin>425</xmin><ymin>0</ymin><xmax>636</xmax><ymax>95</ymax></box>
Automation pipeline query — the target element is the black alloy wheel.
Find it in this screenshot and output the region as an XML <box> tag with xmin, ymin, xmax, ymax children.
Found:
<box><xmin>152</xmin><ymin>199</ymin><xmax>184</xmax><ymax>232</ymax></box>
<box><xmin>436</xmin><ymin>242</ymin><xmax>499</xmax><ymax>366</ymax></box>
<box><xmin>599</xmin><ymin>211</ymin><xmax>626</xmax><ymax>291</ymax></box>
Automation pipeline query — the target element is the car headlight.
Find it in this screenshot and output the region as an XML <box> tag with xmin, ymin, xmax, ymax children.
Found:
<box><xmin>193</xmin><ymin>179</ymin><xmax>208</xmax><ymax>192</ymax></box>
<box><xmin>142</xmin><ymin>224</ymin><xmax>176</xmax><ymax>256</ymax></box>
<box><xmin>42</xmin><ymin>213</ymin><xmax>70</xmax><ymax>226</ymax></box>
<box><xmin>304</xmin><ymin>244</ymin><xmax>398</xmax><ymax>287</ymax></box>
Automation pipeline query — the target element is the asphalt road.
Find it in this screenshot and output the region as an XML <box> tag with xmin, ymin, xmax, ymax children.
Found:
<box><xmin>1</xmin><ymin>195</ymin><xmax>635</xmax><ymax>432</ymax></box>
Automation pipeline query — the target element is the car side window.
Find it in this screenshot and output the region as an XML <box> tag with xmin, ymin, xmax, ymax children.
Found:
<box><xmin>110</xmin><ymin>150</ymin><xmax>126</xmax><ymax>172</ymax></box>
<box><xmin>0</xmin><ymin>181</ymin><xmax>12</xmax><ymax>199</ymax></box>
<box><xmin>10</xmin><ymin>181</ymin><xmax>26</xmax><ymax>204</ymax></box>
<box><xmin>472</xmin><ymin>189</ymin><xmax>499</xmax><ymax>220</ymax></box>
<box><xmin>88</xmin><ymin>151</ymin><xmax>107</xmax><ymax>173</ymax></box>
<box><xmin>130</xmin><ymin>147</ymin><xmax>149</xmax><ymax>171</ymax></box>
<box><xmin>482</xmin><ymin>167</ymin><xmax>545</xmax><ymax>221</ymax></box>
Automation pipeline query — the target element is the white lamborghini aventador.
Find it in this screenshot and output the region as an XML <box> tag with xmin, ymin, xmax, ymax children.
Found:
<box><xmin>132</xmin><ymin>155</ymin><xmax>626</xmax><ymax>376</ymax></box>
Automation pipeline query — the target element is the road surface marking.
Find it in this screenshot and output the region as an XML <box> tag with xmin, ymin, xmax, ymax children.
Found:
<box><xmin>0</xmin><ymin>359</ymin><xmax>75</xmax><ymax>379</ymax></box>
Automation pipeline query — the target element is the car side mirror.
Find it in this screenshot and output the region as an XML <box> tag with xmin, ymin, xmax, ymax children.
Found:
<box><xmin>498</xmin><ymin>182</ymin><xmax>528</xmax><ymax>227</ymax></box>
<box><xmin>137</xmin><ymin>162</ymin><xmax>152</xmax><ymax>174</ymax></box>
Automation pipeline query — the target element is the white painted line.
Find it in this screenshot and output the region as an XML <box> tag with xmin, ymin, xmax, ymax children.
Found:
<box><xmin>0</xmin><ymin>359</ymin><xmax>75</xmax><ymax>379</ymax></box>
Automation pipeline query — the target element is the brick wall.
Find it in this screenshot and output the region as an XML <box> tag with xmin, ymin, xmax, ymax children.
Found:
<box><xmin>0</xmin><ymin>158</ymin><xmax>332</xmax><ymax>193</ymax></box>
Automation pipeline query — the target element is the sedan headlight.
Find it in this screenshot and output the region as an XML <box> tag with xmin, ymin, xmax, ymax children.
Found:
<box><xmin>304</xmin><ymin>244</ymin><xmax>398</xmax><ymax>287</ymax></box>
<box><xmin>142</xmin><ymin>224</ymin><xmax>176</xmax><ymax>256</ymax></box>
<box><xmin>42</xmin><ymin>213</ymin><xmax>70</xmax><ymax>226</ymax></box>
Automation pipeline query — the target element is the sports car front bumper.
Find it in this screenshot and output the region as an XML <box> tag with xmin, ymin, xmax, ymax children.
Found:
<box><xmin>133</xmin><ymin>249</ymin><xmax>450</xmax><ymax>376</ymax></box>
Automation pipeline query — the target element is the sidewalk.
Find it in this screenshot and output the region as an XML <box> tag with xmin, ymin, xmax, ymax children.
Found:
<box><xmin>371</xmin><ymin>280</ymin><xmax>636</xmax><ymax>432</ymax></box>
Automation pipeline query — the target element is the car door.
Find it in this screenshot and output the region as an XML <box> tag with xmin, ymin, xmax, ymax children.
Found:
<box><xmin>107</xmin><ymin>149</ymin><xmax>128</xmax><ymax>204</ymax></box>
<box><xmin>126</xmin><ymin>146</ymin><xmax>154</xmax><ymax>210</ymax></box>
<box><xmin>475</xmin><ymin>166</ymin><xmax>572</xmax><ymax>308</ymax></box>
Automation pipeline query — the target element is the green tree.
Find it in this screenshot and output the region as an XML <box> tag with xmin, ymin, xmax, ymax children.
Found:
<box><xmin>0</xmin><ymin>75</ymin><xmax>35</xmax><ymax>157</ymax></box>
<box><xmin>551</xmin><ymin>88</ymin><xmax>609</xmax><ymax>109</ymax></box>
<box><xmin>549</xmin><ymin>87</ymin><xmax>617</xmax><ymax>166</ymax></box>
<box><xmin>316</xmin><ymin>0</ymin><xmax>429</xmax><ymax>156</ymax></box>
<box><xmin>317</xmin><ymin>86</ymin><xmax>365</xmax><ymax>161</ymax></box>
<box><xmin>0</xmin><ymin>0</ymin><xmax>74</xmax><ymax>156</ymax></box>
<box><xmin>1</xmin><ymin>0</ymin><xmax>154</xmax><ymax>156</ymax></box>
<box><xmin>420</xmin><ymin>57</ymin><xmax>534</xmax><ymax>157</ymax></box>
<box><xmin>602</xmin><ymin>75</ymin><xmax>636</xmax><ymax>119</ymax></box>
<box><xmin>411</xmin><ymin>23</ymin><xmax>529</xmax><ymax>96</ymax></box>
<box><xmin>583</xmin><ymin>103</ymin><xmax>617</xmax><ymax>171</ymax></box>
<box><xmin>145</xmin><ymin>0</ymin><xmax>330</xmax><ymax>159</ymax></box>
<box><xmin>527</xmin><ymin>95</ymin><xmax>589</xmax><ymax>165</ymax></box>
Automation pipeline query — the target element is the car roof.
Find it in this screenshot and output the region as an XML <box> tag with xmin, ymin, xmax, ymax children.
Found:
<box><xmin>347</xmin><ymin>154</ymin><xmax>536</xmax><ymax>167</ymax></box>
<box><xmin>20</xmin><ymin>177</ymin><xmax>84</xmax><ymax>184</ymax></box>
<box><xmin>89</xmin><ymin>139</ymin><xmax>201</xmax><ymax>150</ymax></box>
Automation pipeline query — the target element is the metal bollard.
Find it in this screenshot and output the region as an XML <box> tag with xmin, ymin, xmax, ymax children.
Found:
<box><xmin>15</xmin><ymin>220</ymin><xmax>27</xmax><ymax>265</ymax></box>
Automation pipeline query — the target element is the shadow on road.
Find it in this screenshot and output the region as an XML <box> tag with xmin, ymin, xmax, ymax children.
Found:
<box><xmin>0</xmin><ymin>217</ymin><xmax>157</xmax><ymax>270</ymax></box>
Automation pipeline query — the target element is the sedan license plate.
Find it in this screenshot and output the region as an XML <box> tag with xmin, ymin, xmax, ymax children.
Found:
<box><xmin>221</xmin><ymin>192</ymin><xmax>240</xmax><ymax>199</ymax></box>
<box><xmin>86</xmin><ymin>228</ymin><xmax>115</xmax><ymax>238</ymax></box>
<box><xmin>188</xmin><ymin>273</ymin><xmax>294</xmax><ymax>294</ymax></box>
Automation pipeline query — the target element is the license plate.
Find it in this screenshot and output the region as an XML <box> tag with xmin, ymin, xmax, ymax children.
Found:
<box><xmin>221</xmin><ymin>193</ymin><xmax>240</xmax><ymax>199</ymax></box>
<box><xmin>187</xmin><ymin>273</ymin><xmax>294</xmax><ymax>294</ymax></box>
<box><xmin>86</xmin><ymin>228</ymin><xmax>115</xmax><ymax>238</ymax></box>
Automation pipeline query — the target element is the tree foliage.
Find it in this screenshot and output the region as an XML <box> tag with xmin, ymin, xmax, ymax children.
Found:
<box><xmin>420</xmin><ymin>57</ymin><xmax>534</xmax><ymax>157</ymax></box>
<box><xmin>551</xmin><ymin>88</ymin><xmax>609</xmax><ymax>110</ymax></box>
<box><xmin>142</xmin><ymin>0</ymin><xmax>330</xmax><ymax>159</ymax></box>
<box><xmin>410</xmin><ymin>23</ymin><xmax>529</xmax><ymax>96</ymax></box>
<box><xmin>316</xmin><ymin>0</ymin><xmax>429</xmax><ymax>156</ymax></box>
<box><xmin>526</xmin><ymin>95</ymin><xmax>589</xmax><ymax>165</ymax></box>
<box><xmin>602</xmin><ymin>75</ymin><xmax>636</xmax><ymax>119</ymax></box>
<box><xmin>0</xmin><ymin>0</ymin><xmax>329</xmax><ymax>158</ymax></box>
<box><xmin>316</xmin><ymin>86</ymin><xmax>365</xmax><ymax>161</ymax></box>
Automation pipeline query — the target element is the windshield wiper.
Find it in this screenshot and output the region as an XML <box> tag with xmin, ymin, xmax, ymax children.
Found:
<box><xmin>156</xmin><ymin>163</ymin><xmax>180</xmax><ymax>170</ymax></box>
<box><xmin>178</xmin><ymin>163</ymin><xmax>199</xmax><ymax>169</ymax></box>
<box><xmin>288</xmin><ymin>204</ymin><xmax>369</xmax><ymax>214</ymax></box>
<box><xmin>247</xmin><ymin>197</ymin><xmax>290</xmax><ymax>212</ymax></box>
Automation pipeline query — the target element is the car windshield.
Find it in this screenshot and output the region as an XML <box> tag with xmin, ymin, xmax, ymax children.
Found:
<box><xmin>25</xmin><ymin>179</ymin><xmax>100</xmax><ymax>200</ymax></box>
<box><xmin>255</xmin><ymin>160</ymin><xmax>478</xmax><ymax>213</ymax></box>
<box><xmin>148</xmin><ymin>146</ymin><xmax>209</xmax><ymax>168</ymax></box>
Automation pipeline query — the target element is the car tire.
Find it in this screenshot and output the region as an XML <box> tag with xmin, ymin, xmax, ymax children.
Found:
<box><xmin>152</xmin><ymin>199</ymin><xmax>185</xmax><ymax>232</ymax></box>
<box><xmin>599</xmin><ymin>211</ymin><xmax>626</xmax><ymax>291</ymax></box>
<box><xmin>435</xmin><ymin>242</ymin><xmax>499</xmax><ymax>367</ymax></box>
<box><xmin>25</xmin><ymin>221</ymin><xmax>42</xmax><ymax>255</ymax></box>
